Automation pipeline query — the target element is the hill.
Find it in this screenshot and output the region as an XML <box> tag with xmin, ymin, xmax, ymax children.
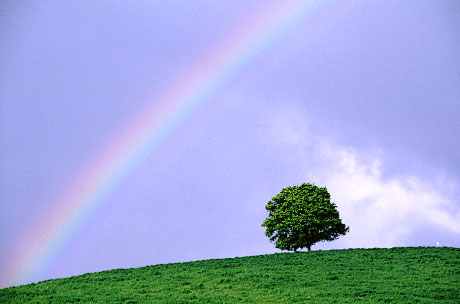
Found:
<box><xmin>1</xmin><ymin>247</ymin><xmax>459</xmax><ymax>303</ymax></box>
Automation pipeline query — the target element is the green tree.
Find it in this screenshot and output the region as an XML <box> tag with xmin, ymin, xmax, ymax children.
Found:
<box><xmin>262</xmin><ymin>183</ymin><xmax>349</xmax><ymax>252</ymax></box>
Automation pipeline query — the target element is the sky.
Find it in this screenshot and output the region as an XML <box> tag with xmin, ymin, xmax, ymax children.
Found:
<box><xmin>1</xmin><ymin>0</ymin><xmax>459</xmax><ymax>288</ymax></box>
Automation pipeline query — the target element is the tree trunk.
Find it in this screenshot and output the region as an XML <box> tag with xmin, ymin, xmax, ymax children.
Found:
<box><xmin>307</xmin><ymin>246</ymin><xmax>311</xmax><ymax>252</ymax></box>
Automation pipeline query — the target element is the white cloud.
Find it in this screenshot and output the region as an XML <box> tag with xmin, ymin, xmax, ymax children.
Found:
<box><xmin>266</xmin><ymin>107</ymin><xmax>460</xmax><ymax>248</ymax></box>
<box><xmin>316</xmin><ymin>145</ymin><xmax>460</xmax><ymax>248</ymax></box>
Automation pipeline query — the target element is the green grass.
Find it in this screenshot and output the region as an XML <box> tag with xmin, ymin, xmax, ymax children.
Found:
<box><xmin>1</xmin><ymin>247</ymin><xmax>459</xmax><ymax>303</ymax></box>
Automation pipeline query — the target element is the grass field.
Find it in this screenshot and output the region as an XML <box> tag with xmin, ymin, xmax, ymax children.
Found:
<box><xmin>1</xmin><ymin>247</ymin><xmax>459</xmax><ymax>303</ymax></box>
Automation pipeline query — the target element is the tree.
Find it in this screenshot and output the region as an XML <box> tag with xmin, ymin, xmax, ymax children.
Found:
<box><xmin>262</xmin><ymin>183</ymin><xmax>349</xmax><ymax>252</ymax></box>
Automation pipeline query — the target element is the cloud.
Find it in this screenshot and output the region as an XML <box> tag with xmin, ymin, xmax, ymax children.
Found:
<box><xmin>266</xmin><ymin>106</ymin><xmax>460</xmax><ymax>248</ymax></box>
<box><xmin>316</xmin><ymin>144</ymin><xmax>460</xmax><ymax>248</ymax></box>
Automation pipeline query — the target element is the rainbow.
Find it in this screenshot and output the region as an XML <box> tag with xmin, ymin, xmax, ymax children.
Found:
<box><xmin>2</xmin><ymin>0</ymin><xmax>342</xmax><ymax>287</ymax></box>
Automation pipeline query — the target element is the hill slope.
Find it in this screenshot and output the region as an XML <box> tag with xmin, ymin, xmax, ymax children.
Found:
<box><xmin>1</xmin><ymin>247</ymin><xmax>459</xmax><ymax>303</ymax></box>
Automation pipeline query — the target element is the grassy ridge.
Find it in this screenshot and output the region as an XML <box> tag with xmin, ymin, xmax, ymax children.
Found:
<box><xmin>1</xmin><ymin>247</ymin><xmax>459</xmax><ymax>303</ymax></box>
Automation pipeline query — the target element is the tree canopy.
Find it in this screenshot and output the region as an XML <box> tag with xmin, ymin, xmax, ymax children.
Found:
<box><xmin>262</xmin><ymin>183</ymin><xmax>349</xmax><ymax>252</ymax></box>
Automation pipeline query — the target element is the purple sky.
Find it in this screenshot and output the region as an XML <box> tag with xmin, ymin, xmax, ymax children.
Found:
<box><xmin>1</xmin><ymin>0</ymin><xmax>459</xmax><ymax>287</ymax></box>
